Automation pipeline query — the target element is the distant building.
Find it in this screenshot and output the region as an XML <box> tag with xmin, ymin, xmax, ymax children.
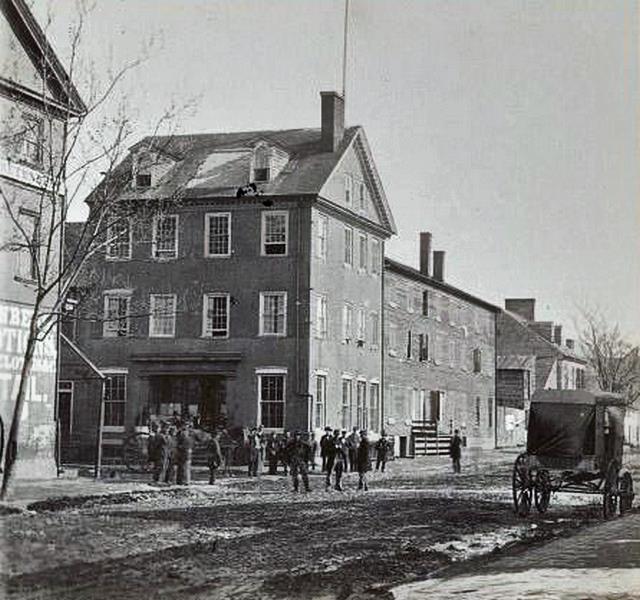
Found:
<box><xmin>383</xmin><ymin>233</ymin><xmax>499</xmax><ymax>456</ymax></box>
<box><xmin>496</xmin><ymin>298</ymin><xmax>587</xmax><ymax>447</ymax></box>
<box><xmin>60</xmin><ymin>92</ymin><xmax>396</xmax><ymax>462</ymax></box>
<box><xmin>0</xmin><ymin>0</ymin><xmax>84</xmax><ymax>476</ymax></box>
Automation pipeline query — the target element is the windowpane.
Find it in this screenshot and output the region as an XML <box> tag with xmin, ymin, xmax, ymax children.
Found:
<box><xmin>315</xmin><ymin>294</ymin><xmax>327</xmax><ymax>338</ymax></box>
<box><xmin>104</xmin><ymin>374</ymin><xmax>126</xmax><ymax>426</ymax></box>
<box><xmin>260</xmin><ymin>374</ymin><xmax>285</xmax><ymax>429</ymax></box>
<box><xmin>341</xmin><ymin>379</ymin><xmax>352</xmax><ymax>429</ymax></box>
<box><xmin>207</xmin><ymin>213</ymin><xmax>230</xmax><ymax>256</ymax></box>
<box><xmin>263</xmin><ymin>212</ymin><xmax>288</xmax><ymax>255</ymax></box>
<box><xmin>261</xmin><ymin>292</ymin><xmax>286</xmax><ymax>335</ymax></box>
<box><xmin>344</xmin><ymin>174</ymin><xmax>353</xmax><ymax>204</ymax></box>
<box><xmin>316</xmin><ymin>215</ymin><xmax>328</xmax><ymax>260</ymax></box>
<box><xmin>153</xmin><ymin>215</ymin><xmax>177</xmax><ymax>259</ymax></box>
<box><xmin>150</xmin><ymin>294</ymin><xmax>176</xmax><ymax>337</ymax></box>
<box><xmin>344</xmin><ymin>227</ymin><xmax>353</xmax><ymax>266</ymax></box>
<box><xmin>359</xmin><ymin>234</ymin><xmax>368</xmax><ymax>271</ymax></box>
<box><xmin>104</xmin><ymin>296</ymin><xmax>129</xmax><ymax>337</ymax></box>
<box><xmin>18</xmin><ymin>114</ymin><xmax>43</xmax><ymax>165</ymax></box>
<box><xmin>369</xmin><ymin>383</ymin><xmax>379</xmax><ymax>432</ymax></box>
<box><xmin>16</xmin><ymin>210</ymin><xmax>39</xmax><ymax>280</ymax></box>
<box><xmin>106</xmin><ymin>218</ymin><xmax>131</xmax><ymax>260</ymax></box>
<box><xmin>370</xmin><ymin>239</ymin><xmax>380</xmax><ymax>275</ymax></box>
<box><xmin>473</xmin><ymin>348</ymin><xmax>482</xmax><ymax>373</ymax></box>
<box><xmin>315</xmin><ymin>375</ymin><xmax>326</xmax><ymax>429</ymax></box>
<box><xmin>343</xmin><ymin>304</ymin><xmax>353</xmax><ymax>341</ymax></box>
<box><xmin>370</xmin><ymin>312</ymin><xmax>379</xmax><ymax>346</ymax></box>
<box><xmin>356</xmin><ymin>380</ymin><xmax>367</xmax><ymax>429</ymax></box>
<box><xmin>204</xmin><ymin>294</ymin><xmax>229</xmax><ymax>337</ymax></box>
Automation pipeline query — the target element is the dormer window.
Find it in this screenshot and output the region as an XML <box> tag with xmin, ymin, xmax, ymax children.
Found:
<box><xmin>253</xmin><ymin>167</ymin><xmax>270</xmax><ymax>182</ymax></box>
<box><xmin>136</xmin><ymin>173</ymin><xmax>151</xmax><ymax>188</ymax></box>
<box><xmin>251</xmin><ymin>142</ymin><xmax>289</xmax><ymax>184</ymax></box>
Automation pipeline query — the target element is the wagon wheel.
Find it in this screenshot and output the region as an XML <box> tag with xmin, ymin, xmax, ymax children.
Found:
<box><xmin>534</xmin><ymin>469</ymin><xmax>552</xmax><ymax>513</ymax></box>
<box><xmin>123</xmin><ymin>432</ymin><xmax>152</xmax><ymax>473</ymax></box>
<box><xmin>602</xmin><ymin>461</ymin><xmax>619</xmax><ymax>519</ymax></box>
<box><xmin>512</xmin><ymin>453</ymin><xmax>532</xmax><ymax>517</ymax></box>
<box><xmin>619</xmin><ymin>472</ymin><xmax>634</xmax><ymax>514</ymax></box>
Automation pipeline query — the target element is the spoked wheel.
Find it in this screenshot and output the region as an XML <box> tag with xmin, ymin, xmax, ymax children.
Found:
<box><xmin>603</xmin><ymin>460</ymin><xmax>619</xmax><ymax>519</ymax></box>
<box><xmin>123</xmin><ymin>432</ymin><xmax>152</xmax><ymax>473</ymax></box>
<box><xmin>512</xmin><ymin>453</ymin><xmax>532</xmax><ymax>516</ymax></box>
<box><xmin>619</xmin><ymin>471</ymin><xmax>634</xmax><ymax>514</ymax></box>
<box><xmin>534</xmin><ymin>469</ymin><xmax>552</xmax><ymax>513</ymax></box>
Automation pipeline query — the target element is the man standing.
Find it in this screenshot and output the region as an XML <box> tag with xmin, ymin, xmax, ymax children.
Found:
<box><xmin>286</xmin><ymin>431</ymin><xmax>311</xmax><ymax>492</ymax></box>
<box><xmin>307</xmin><ymin>431</ymin><xmax>318</xmax><ymax>471</ymax></box>
<box><xmin>346</xmin><ymin>427</ymin><xmax>360</xmax><ymax>472</ymax></box>
<box><xmin>449</xmin><ymin>429</ymin><xmax>462</xmax><ymax>474</ymax></box>
<box><xmin>247</xmin><ymin>427</ymin><xmax>264</xmax><ymax>477</ymax></box>
<box><xmin>176</xmin><ymin>420</ymin><xmax>195</xmax><ymax>485</ymax></box>
<box><xmin>265</xmin><ymin>432</ymin><xmax>279</xmax><ymax>475</ymax></box>
<box><xmin>207</xmin><ymin>429</ymin><xmax>223</xmax><ymax>485</ymax></box>
<box><xmin>164</xmin><ymin>424</ymin><xmax>178</xmax><ymax>484</ymax></box>
<box><xmin>375</xmin><ymin>431</ymin><xmax>390</xmax><ymax>472</ymax></box>
<box><xmin>356</xmin><ymin>430</ymin><xmax>371</xmax><ymax>491</ymax></box>
<box><xmin>148</xmin><ymin>421</ymin><xmax>161</xmax><ymax>482</ymax></box>
<box><xmin>325</xmin><ymin>429</ymin><xmax>347</xmax><ymax>491</ymax></box>
<box><xmin>320</xmin><ymin>426</ymin><xmax>332</xmax><ymax>471</ymax></box>
<box><xmin>278</xmin><ymin>431</ymin><xmax>292</xmax><ymax>476</ymax></box>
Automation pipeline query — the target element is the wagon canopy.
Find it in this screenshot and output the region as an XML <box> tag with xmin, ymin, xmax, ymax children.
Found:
<box><xmin>527</xmin><ymin>390</ymin><xmax>626</xmax><ymax>458</ymax></box>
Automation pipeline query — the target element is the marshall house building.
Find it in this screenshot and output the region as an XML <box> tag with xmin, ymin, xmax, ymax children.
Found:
<box><xmin>60</xmin><ymin>92</ymin><xmax>549</xmax><ymax>463</ymax></box>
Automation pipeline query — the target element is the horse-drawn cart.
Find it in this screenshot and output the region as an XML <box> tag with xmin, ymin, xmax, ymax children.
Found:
<box><xmin>512</xmin><ymin>390</ymin><xmax>634</xmax><ymax>518</ymax></box>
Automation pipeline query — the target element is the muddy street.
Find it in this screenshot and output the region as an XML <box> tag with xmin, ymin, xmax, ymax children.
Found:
<box><xmin>2</xmin><ymin>451</ymin><xmax>631</xmax><ymax>600</ymax></box>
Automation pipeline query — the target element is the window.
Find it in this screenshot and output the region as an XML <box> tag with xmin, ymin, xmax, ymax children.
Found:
<box><xmin>370</xmin><ymin>238</ymin><xmax>380</xmax><ymax>275</ymax></box>
<box><xmin>342</xmin><ymin>303</ymin><xmax>353</xmax><ymax>342</ymax></box>
<box><xmin>358</xmin><ymin>234</ymin><xmax>368</xmax><ymax>271</ymax></box>
<box><xmin>422</xmin><ymin>290</ymin><xmax>429</xmax><ymax>316</ymax></box>
<box><xmin>259</xmin><ymin>373</ymin><xmax>285</xmax><ymax>429</ymax></box>
<box><xmin>358</xmin><ymin>181</ymin><xmax>367</xmax><ymax>211</ymax></box>
<box><xmin>106</xmin><ymin>218</ymin><xmax>131</xmax><ymax>260</ymax></box>
<box><xmin>315</xmin><ymin>374</ymin><xmax>327</xmax><ymax>429</ymax></box>
<box><xmin>397</xmin><ymin>290</ymin><xmax>408</xmax><ymax>311</ymax></box>
<box><xmin>316</xmin><ymin>214</ymin><xmax>328</xmax><ymax>260</ymax></box>
<box><xmin>205</xmin><ymin>213</ymin><xmax>231</xmax><ymax>257</ymax></box>
<box><xmin>261</xmin><ymin>211</ymin><xmax>288</xmax><ymax>255</ymax></box>
<box><xmin>357</xmin><ymin>307</ymin><xmax>366</xmax><ymax>342</ymax></box>
<box><xmin>152</xmin><ymin>215</ymin><xmax>178</xmax><ymax>259</ymax></box>
<box><xmin>136</xmin><ymin>173</ymin><xmax>151</xmax><ymax>188</ymax></box>
<box><xmin>488</xmin><ymin>397</ymin><xmax>493</xmax><ymax>428</ymax></box>
<box><xmin>369</xmin><ymin>383</ymin><xmax>380</xmax><ymax>431</ymax></box>
<box><xmin>15</xmin><ymin>209</ymin><xmax>39</xmax><ymax>281</ymax></box>
<box><xmin>315</xmin><ymin>294</ymin><xmax>327</xmax><ymax>338</ymax></box>
<box><xmin>149</xmin><ymin>294</ymin><xmax>176</xmax><ymax>337</ymax></box>
<box><xmin>406</xmin><ymin>330</ymin><xmax>412</xmax><ymax>359</ymax></box>
<box><xmin>253</xmin><ymin>144</ymin><xmax>271</xmax><ymax>182</ymax></box>
<box><xmin>418</xmin><ymin>333</ymin><xmax>428</xmax><ymax>361</ymax></box>
<box><xmin>344</xmin><ymin>174</ymin><xmax>354</xmax><ymax>204</ymax></box>
<box><xmin>103</xmin><ymin>295</ymin><xmax>130</xmax><ymax>337</ymax></box>
<box><xmin>203</xmin><ymin>293</ymin><xmax>230</xmax><ymax>338</ymax></box>
<box><xmin>341</xmin><ymin>378</ymin><xmax>353</xmax><ymax>429</ymax></box>
<box><xmin>344</xmin><ymin>226</ymin><xmax>354</xmax><ymax>266</ymax></box>
<box><xmin>387</xmin><ymin>323</ymin><xmax>398</xmax><ymax>356</ymax></box>
<box><xmin>356</xmin><ymin>380</ymin><xmax>367</xmax><ymax>429</ymax></box>
<box><xmin>473</xmin><ymin>348</ymin><xmax>482</xmax><ymax>373</ymax></box>
<box><xmin>370</xmin><ymin>312</ymin><xmax>379</xmax><ymax>346</ymax></box>
<box><xmin>260</xmin><ymin>292</ymin><xmax>287</xmax><ymax>336</ymax></box>
<box><xmin>17</xmin><ymin>113</ymin><xmax>43</xmax><ymax>165</ymax></box>
<box><xmin>475</xmin><ymin>397</ymin><xmax>481</xmax><ymax>427</ymax></box>
<box><xmin>104</xmin><ymin>373</ymin><xmax>126</xmax><ymax>427</ymax></box>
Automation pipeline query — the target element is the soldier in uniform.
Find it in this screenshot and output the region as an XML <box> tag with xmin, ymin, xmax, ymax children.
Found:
<box><xmin>375</xmin><ymin>431</ymin><xmax>390</xmax><ymax>472</ymax></box>
<box><xmin>357</xmin><ymin>430</ymin><xmax>371</xmax><ymax>491</ymax></box>
<box><xmin>207</xmin><ymin>429</ymin><xmax>223</xmax><ymax>484</ymax></box>
<box><xmin>286</xmin><ymin>431</ymin><xmax>311</xmax><ymax>492</ymax></box>
<box><xmin>320</xmin><ymin>426</ymin><xmax>332</xmax><ymax>471</ymax></box>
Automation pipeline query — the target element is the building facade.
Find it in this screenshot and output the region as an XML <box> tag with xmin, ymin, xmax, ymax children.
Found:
<box><xmin>383</xmin><ymin>233</ymin><xmax>498</xmax><ymax>455</ymax></box>
<box><xmin>61</xmin><ymin>92</ymin><xmax>396</xmax><ymax>461</ymax></box>
<box><xmin>0</xmin><ymin>0</ymin><xmax>84</xmax><ymax>476</ymax></box>
<box><xmin>496</xmin><ymin>298</ymin><xmax>587</xmax><ymax>447</ymax></box>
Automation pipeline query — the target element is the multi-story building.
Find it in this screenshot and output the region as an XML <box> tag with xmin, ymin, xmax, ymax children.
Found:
<box><xmin>61</xmin><ymin>92</ymin><xmax>396</xmax><ymax>461</ymax></box>
<box><xmin>496</xmin><ymin>298</ymin><xmax>587</xmax><ymax>447</ymax></box>
<box><xmin>383</xmin><ymin>233</ymin><xmax>499</xmax><ymax>455</ymax></box>
<box><xmin>0</xmin><ymin>0</ymin><xmax>84</xmax><ymax>476</ymax></box>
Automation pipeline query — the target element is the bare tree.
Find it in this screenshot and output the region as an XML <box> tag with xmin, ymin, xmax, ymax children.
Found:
<box><xmin>578</xmin><ymin>308</ymin><xmax>640</xmax><ymax>407</ymax></box>
<box><xmin>0</xmin><ymin>3</ymin><xmax>194</xmax><ymax>498</ymax></box>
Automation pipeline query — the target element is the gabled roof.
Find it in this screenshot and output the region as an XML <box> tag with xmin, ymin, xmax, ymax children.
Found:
<box><xmin>0</xmin><ymin>0</ymin><xmax>86</xmax><ymax>116</ymax></box>
<box><xmin>384</xmin><ymin>257</ymin><xmax>500</xmax><ymax>313</ymax></box>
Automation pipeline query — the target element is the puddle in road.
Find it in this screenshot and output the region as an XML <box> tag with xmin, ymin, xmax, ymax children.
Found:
<box><xmin>392</xmin><ymin>568</ymin><xmax>640</xmax><ymax>599</ymax></box>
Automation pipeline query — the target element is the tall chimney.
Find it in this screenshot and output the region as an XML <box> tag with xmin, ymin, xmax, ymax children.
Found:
<box><xmin>320</xmin><ymin>91</ymin><xmax>345</xmax><ymax>152</ymax></box>
<box><xmin>419</xmin><ymin>232</ymin><xmax>432</xmax><ymax>276</ymax></box>
<box><xmin>504</xmin><ymin>298</ymin><xmax>536</xmax><ymax>322</ymax></box>
<box><xmin>433</xmin><ymin>251</ymin><xmax>445</xmax><ymax>282</ymax></box>
<box><xmin>553</xmin><ymin>325</ymin><xmax>562</xmax><ymax>346</ymax></box>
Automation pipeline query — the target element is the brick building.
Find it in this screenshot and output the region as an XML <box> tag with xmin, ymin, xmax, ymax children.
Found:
<box><xmin>60</xmin><ymin>92</ymin><xmax>397</xmax><ymax>461</ymax></box>
<box><xmin>496</xmin><ymin>298</ymin><xmax>587</xmax><ymax>447</ymax></box>
<box><xmin>383</xmin><ymin>233</ymin><xmax>499</xmax><ymax>455</ymax></box>
<box><xmin>0</xmin><ymin>0</ymin><xmax>84</xmax><ymax>476</ymax></box>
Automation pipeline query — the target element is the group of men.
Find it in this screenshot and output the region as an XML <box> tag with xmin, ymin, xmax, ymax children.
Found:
<box><xmin>147</xmin><ymin>419</ymin><xmax>198</xmax><ymax>485</ymax></box>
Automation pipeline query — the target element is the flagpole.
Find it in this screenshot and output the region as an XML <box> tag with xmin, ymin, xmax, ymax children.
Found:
<box><xmin>342</xmin><ymin>0</ymin><xmax>349</xmax><ymax>101</ymax></box>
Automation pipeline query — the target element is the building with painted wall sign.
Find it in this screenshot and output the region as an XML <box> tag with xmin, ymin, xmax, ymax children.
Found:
<box><xmin>60</xmin><ymin>92</ymin><xmax>396</xmax><ymax>462</ymax></box>
<box><xmin>0</xmin><ymin>0</ymin><xmax>85</xmax><ymax>476</ymax></box>
<box><xmin>383</xmin><ymin>233</ymin><xmax>499</xmax><ymax>456</ymax></box>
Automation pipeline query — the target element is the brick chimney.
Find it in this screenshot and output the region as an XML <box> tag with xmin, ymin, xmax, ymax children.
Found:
<box><xmin>419</xmin><ymin>232</ymin><xmax>432</xmax><ymax>276</ymax></box>
<box><xmin>531</xmin><ymin>321</ymin><xmax>554</xmax><ymax>341</ymax></box>
<box><xmin>320</xmin><ymin>91</ymin><xmax>345</xmax><ymax>152</ymax></box>
<box><xmin>504</xmin><ymin>298</ymin><xmax>536</xmax><ymax>322</ymax></box>
<box><xmin>553</xmin><ymin>325</ymin><xmax>562</xmax><ymax>346</ymax></box>
<box><xmin>433</xmin><ymin>251</ymin><xmax>445</xmax><ymax>282</ymax></box>
<box><xmin>566</xmin><ymin>339</ymin><xmax>575</xmax><ymax>350</ymax></box>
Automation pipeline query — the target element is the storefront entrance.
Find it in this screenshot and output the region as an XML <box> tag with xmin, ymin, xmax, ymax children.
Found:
<box><xmin>149</xmin><ymin>375</ymin><xmax>227</xmax><ymax>430</ymax></box>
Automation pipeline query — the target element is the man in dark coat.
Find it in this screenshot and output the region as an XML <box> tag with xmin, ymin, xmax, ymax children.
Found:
<box><xmin>320</xmin><ymin>426</ymin><xmax>332</xmax><ymax>471</ymax></box>
<box><xmin>278</xmin><ymin>431</ymin><xmax>292</xmax><ymax>476</ymax></box>
<box><xmin>356</xmin><ymin>430</ymin><xmax>371</xmax><ymax>491</ymax></box>
<box><xmin>449</xmin><ymin>429</ymin><xmax>462</xmax><ymax>474</ymax></box>
<box><xmin>176</xmin><ymin>421</ymin><xmax>195</xmax><ymax>485</ymax></box>
<box><xmin>265</xmin><ymin>432</ymin><xmax>279</xmax><ymax>475</ymax></box>
<box><xmin>375</xmin><ymin>431</ymin><xmax>390</xmax><ymax>472</ymax></box>
<box><xmin>325</xmin><ymin>429</ymin><xmax>348</xmax><ymax>491</ymax></box>
<box><xmin>346</xmin><ymin>427</ymin><xmax>360</xmax><ymax>472</ymax></box>
<box><xmin>286</xmin><ymin>431</ymin><xmax>311</xmax><ymax>492</ymax></box>
<box><xmin>207</xmin><ymin>429</ymin><xmax>223</xmax><ymax>484</ymax></box>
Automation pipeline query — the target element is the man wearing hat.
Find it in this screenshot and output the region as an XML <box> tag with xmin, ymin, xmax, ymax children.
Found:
<box><xmin>286</xmin><ymin>431</ymin><xmax>311</xmax><ymax>492</ymax></box>
<box><xmin>325</xmin><ymin>429</ymin><xmax>348</xmax><ymax>491</ymax></box>
<box><xmin>356</xmin><ymin>430</ymin><xmax>371</xmax><ymax>491</ymax></box>
<box><xmin>319</xmin><ymin>426</ymin><xmax>332</xmax><ymax>472</ymax></box>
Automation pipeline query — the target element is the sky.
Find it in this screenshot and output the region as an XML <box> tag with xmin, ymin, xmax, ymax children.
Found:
<box><xmin>33</xmin><ymin>0</ymin><xmax>639</xmax><ymax>342</ymax></box>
